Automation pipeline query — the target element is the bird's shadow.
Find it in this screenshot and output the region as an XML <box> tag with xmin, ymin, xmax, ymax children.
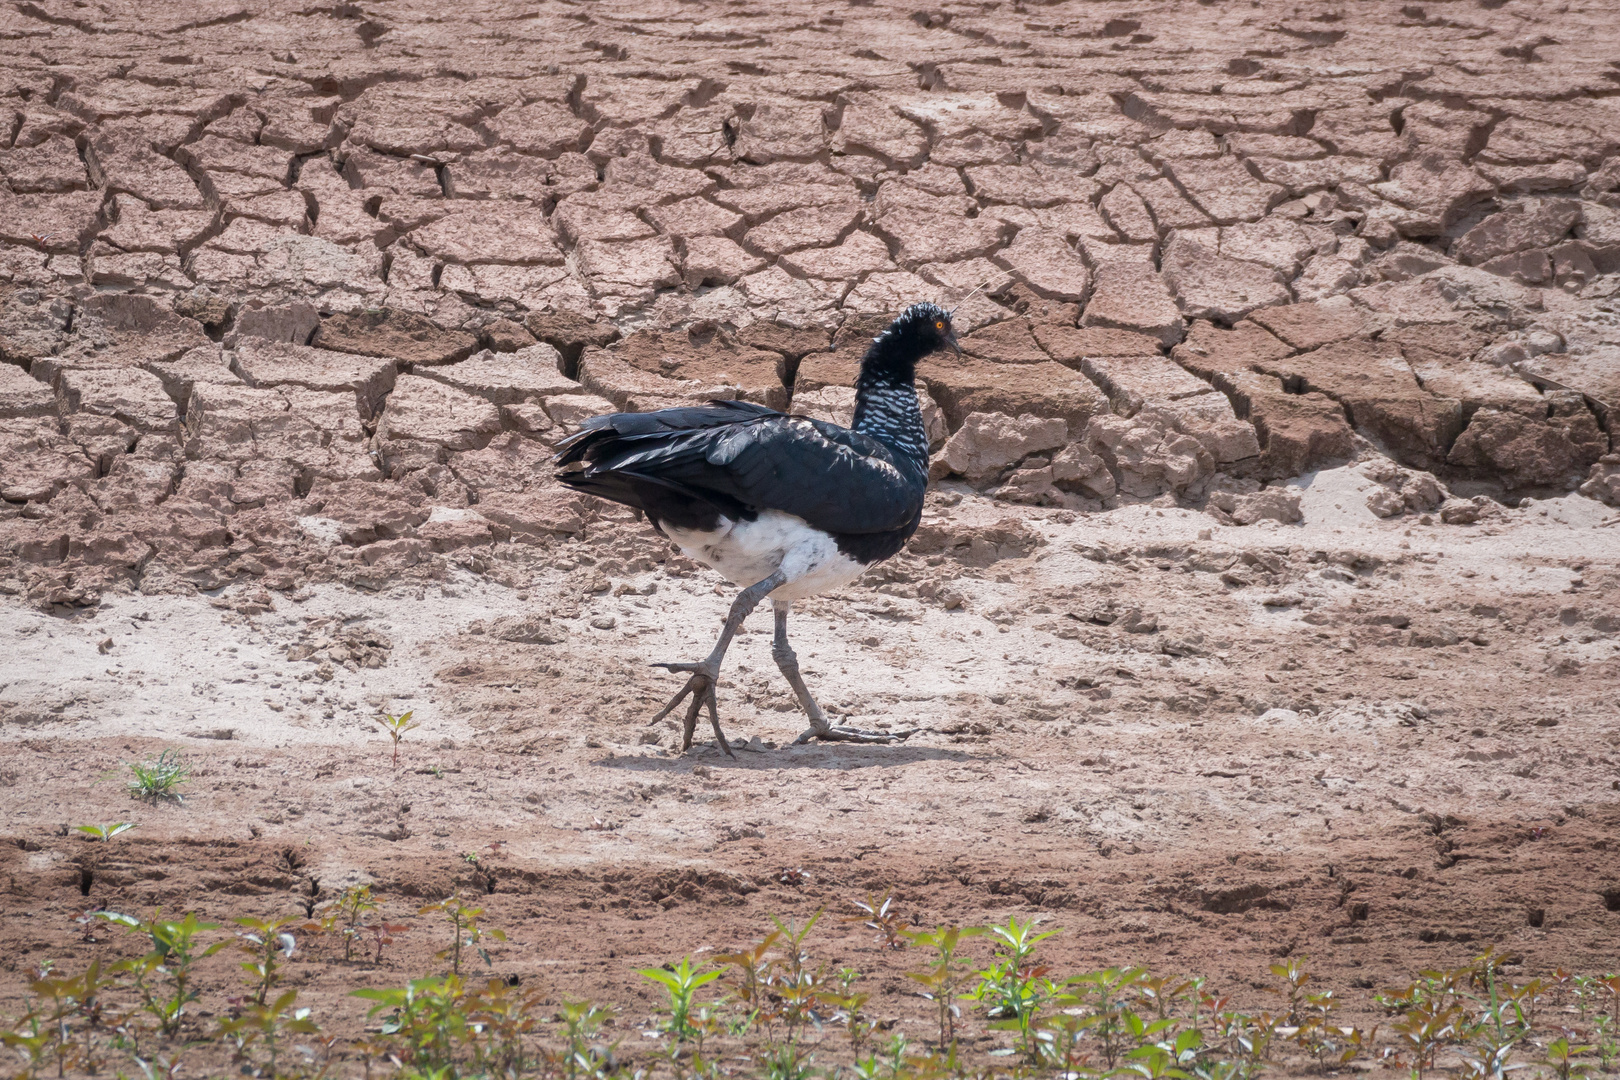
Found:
<box><xmin>594</xmin><ymin>741</ymin><xmax>981</xmax><ymax>773</ymax></box>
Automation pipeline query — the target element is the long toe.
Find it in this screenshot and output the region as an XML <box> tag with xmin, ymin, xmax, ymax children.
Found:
<box><xmin>794</xmin><ymin>725</ymin><xmax>916</xmax><ymax>745</ymax></box>
<box><xmin>647</xmin><ymin>665</ymin><xmax>739</xmax><ymax>755</ymax></box>
<box><xmin>649</xmin><ymin>669</ymin><xmax>713</xmax><ymax>726</ymax></box>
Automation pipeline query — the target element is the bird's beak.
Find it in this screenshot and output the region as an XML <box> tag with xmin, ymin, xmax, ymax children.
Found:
<box><xmin>945</xmin><ymin>328</ymin><xmax>961</xmax><ymax>356</ymax></box>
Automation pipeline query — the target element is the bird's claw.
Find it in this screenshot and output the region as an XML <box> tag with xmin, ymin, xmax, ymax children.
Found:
<box><xmin>794</xmin><ymin>725</ymin><xmax>916</xmax><ymax>745</ymax></box>
<box><xmin>649</xmin><ymin>661</ymin><xmax>733</xmax><ymax>758</ymax></box>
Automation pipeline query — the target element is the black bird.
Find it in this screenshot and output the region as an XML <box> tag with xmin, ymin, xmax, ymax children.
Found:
<box><xmin>553</xmin><ymin>301</ymin><xmax>958</xmax><ymax>756</ymax></box>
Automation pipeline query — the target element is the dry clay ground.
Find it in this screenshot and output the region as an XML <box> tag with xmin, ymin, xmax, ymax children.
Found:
<box><xmin>2</xmin><ymin>470</ymin><xmax>1620</xmax><ymax>1056</ymax></box>
<box><xmin>3</xmin><ymin>0</ymin><xmax>1620</xmax><ymax>1064</ymax></box>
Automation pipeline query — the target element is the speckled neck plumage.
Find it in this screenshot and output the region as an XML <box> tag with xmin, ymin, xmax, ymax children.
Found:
<box><xmin>850</xmin><ymin>308</ymin><xmax>941</xmax><ymax>473</ymax></box>
<box><xmin>851</xmin><ymin>380</ymin><xmax>929</xmax><ymax>469</ymax></box>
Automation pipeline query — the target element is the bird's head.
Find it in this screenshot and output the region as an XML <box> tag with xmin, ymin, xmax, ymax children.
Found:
<box><xmin>869</xmin><ymin>301</ymin><xmax>959</xmax><ymax>369</ymax></box>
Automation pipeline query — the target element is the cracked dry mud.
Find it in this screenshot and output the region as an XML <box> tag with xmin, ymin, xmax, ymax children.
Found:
<box><xmin>2</xmin><ymin>0</ymin><xmax>1620</xmax><ymax>1062</ymax></box>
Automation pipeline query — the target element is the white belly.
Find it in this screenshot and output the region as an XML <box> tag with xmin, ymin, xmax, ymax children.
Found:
<box><xmin>662</xmin><ymin>510</ymin><xmax>868</xmax><ymax>602</ymax></box>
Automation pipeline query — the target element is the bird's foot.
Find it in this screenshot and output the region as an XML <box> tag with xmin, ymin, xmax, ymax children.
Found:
<box><xmin>793</xmin><ymin>724</ymin><xmax>915</xmax><ymax>745</ymax></box>
<box><xmin>649</xmin><ymin>660</ymin><xmax>734</xmax><ymax>758</ymax></box>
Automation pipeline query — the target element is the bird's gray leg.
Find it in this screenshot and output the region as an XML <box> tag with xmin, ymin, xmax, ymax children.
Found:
<box><xmin>650</xmin><ymin>569</ymin><xmax>787</xmax><ymax>758</ymax></box>
<box><xmin>774</xmin><ymin>602</ymin><xmax>914</xmax><ymax>746</ymax></box>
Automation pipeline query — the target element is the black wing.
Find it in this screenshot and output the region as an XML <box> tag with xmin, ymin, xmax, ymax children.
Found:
<box><xmin>554</xmin><ymin>400</ymin><xmax>924</xmax><ymax>536</ymax></box>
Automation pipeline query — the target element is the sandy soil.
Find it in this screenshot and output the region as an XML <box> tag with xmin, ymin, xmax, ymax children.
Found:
<box><xmin>2</xmin><ymin>0</ymin><xmax>1620</xmax><ymax>1070</ymax></box>
<box><xmin>3</xmin><ymin>468</ymin><xmax>1618</xmax><ymax>1064</ymax></box>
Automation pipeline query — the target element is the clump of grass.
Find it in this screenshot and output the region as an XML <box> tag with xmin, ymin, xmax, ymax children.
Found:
<box><xmin>371</xmin><ymin>710</ymin><xmax>419</xmax><ymax>769</ymax></box>
<box><xmin>125</xmin><ymin>750</ymin><xmax>190</xmax><ymax>804</ymax></box>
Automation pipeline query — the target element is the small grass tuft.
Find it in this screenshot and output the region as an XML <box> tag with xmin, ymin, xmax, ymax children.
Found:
<box><xmin>125</xmin><ymin>751</ymin><xmax>190</xmax><ymax>804</ymax></box>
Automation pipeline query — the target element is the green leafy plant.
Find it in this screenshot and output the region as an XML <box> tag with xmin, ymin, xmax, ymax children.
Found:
<box><xmin>639</xmin><ymin>956</ymin><xmax>722</xmax><ymax>1043</ymax></box>
<box><xmin>354</xmin><ymin>977</ymin><xmax>469</xmax><ymax>1076</ymax></box>
<box><xmin>130</xmin><ymin>1048</ymin><xmax>187</xmax><ymax>1080</ymax></box>
<box><xmin>463</xmin><ymin>977</ymin><xmax>548</xmax><ymax>1078</ymax></box>
<box><xmin>216</xmin><ymin>990</ymin><xmax>321</xmax><ymax>1079</ymax></box>
<box><xmin>963</xmin><ymin>916</ymin><xmax>1063</xmax><ymax>1062</ymax></box>
<box><xmin>100</xmin><ymin>909</ymin><xmax>226</xmax><ymax>1037</ymax></box>
<box><xmin>1265</xmin><ymin>956</ymin><xmax>1312</xmax><ymax>1024</ymax></box>
<box><xmin>1546</xmin><ymin>1035</ymin><xmax>1596</xmax><ymax>1080</ymax></box>
<box><xmin>768</xmin><ymin>910</ymin><xmax>825</xmax><ymax>1046</ymax></box>
<box><xmin>557</xmin><ymin>999</ymin><xmax>620</xmax><ymax>1080</ymax></box>
<box><xmin>903</xmin><ymin>923</ymin><xmax>984</xmax><ymax>1048</ymax></box>
<box><xmin>1</xmin><ymin>1010</ymin><xmax>60</xmax><ymax>1080</ymax></box>
<box><xmin>18</xmin><ymin>959</ymin><xmax>118</xmax><ymax>1078</ymax></box>
<box><xmin>846</xmin><ymin>891</ymin><xmax>909</xmax><ymax>950</ymax></box>
<box><xmin>5</xmin><ymin>895</ymin><xmax>1620</xmax><ymax>1080</ymax></box>
<box><xmin>714</xmin><ymin>927</ymin><xmax>781</xmax><ymax>1026</ymax></box>
<box><xmin>1064</xmin><ymin>965</ymin><xmax>1150</xmax><ymax>1068</ymax></box>
<box><xmin>75</xmin><ymin>822</ymin><xmax>137</xmax><ymax>842</ymax></box>
<box><xmin>417</xmin><ymin>894</ymin><xmax>504</xmax><ymax>976</ymax></box>
<box><xmin>824</xmin><ymin>967</ymin><xmax>876</xmax><ymax>1052</ymax></box>
<box><xmin>125</xmin><ymin>750</ymin><xmax>190</xmax><ymax>803</ymax></box>
<box><xmin>309</xmin><ymin>884</ymin><xmax>378</xmax><ymax>962</ymax></box>
<box><xmin>373</xmin><ymin>710</ymin><xmax>420</xmax><ymax>769</ymax></box>
<box><xmin>234</xmin><ymin>915</ymin><xmax>300</xmax><ymax>1006</ymax></box>
<box><xmin>1391</xmin><ymin>1002</ymin><xmax>1464</xmax><ymax>1080</ymax></box>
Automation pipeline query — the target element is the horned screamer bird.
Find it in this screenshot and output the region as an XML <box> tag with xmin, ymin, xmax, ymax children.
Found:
<box><xmin>553</xmin><ymin>302</ymin><xmax>958</xmax><ymax>756</ymax></box>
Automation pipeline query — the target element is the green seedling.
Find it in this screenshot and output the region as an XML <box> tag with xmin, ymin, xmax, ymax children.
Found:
<box><xmin>1456</xmin><ymin>1039</ymin><xmax>1519</xmax><ymax>1080</ymax></box>
<box><xmin>758</xmin><ymin>1040</ymin><xmax>815</xmax><ymax>1080</ymax></box>
<box><xmin>1594</xmin><ymin>1014</ymin><xmax>1620</xmax><ymax>1070</ymax></box>
<box><xmin>1118</xmin><ymin>1042</ymin><xmax>1193</xmax><ymax>1080</ymax></box>
<box><xmin>216</xmin><ymin>990</ymin><xmax>320</xmax><ymax>1080</ymax></box>
<box><xmin>850</xmin><ymin>1033</ymin><xmax>922</xmax><ymax>1080</ymax></box>
<box><xmin>1546</xmin><ymin>1035</ymin><xmax>1596</xmax><ymax>1080</ymax></box>
<box><xmin>769</xmin><ymin>910</ymin><xmax>825</xmax><ymax>1044</ymax></box>
<box><xmin>131</xmin><ymin>1049</ymin><xmax>186</xmax><ymax>1080</ymax></box>
<box><xmin>100</xmin><ymin>909</ymin><xmax>226</xmax><ymax>1036</ymax></box>
<box><xmin>308</xmin><ymin>884</ymin><xmax>378</xmax><ymax>962</ymax></box>
<box><xmin>1066</xmin><ymin>965</ymin><xmax>1151</xmax><ymax>1068</ymax></box>
<box><xmin>1286</xmin><ymin>989</ymin><xmax>1374</xmax><ymax>1071</ymax></box>
<box><xmin>23</xmin><ymin>958</ymin><xmax>118</xmax><ymax>1078</ymax></box>
<box><xmin>965</xmin><ymin>917</ymin><xmax>1063</xmax><ymax>1063</ymax></box>
<box><xmin>903</xmin><ymin>924</ymin><xmax>984</xmax><ymax>1047</ymax></box>
<box><xmin>1391</xmin><ymin>1002</ymin><xmax>1464</xmax><ymax>1080</ymax></box>
<box><xmin>638</xmin><ymin>956</ymin><xmax>722</xmax><ymax>1043</ymax></box>
<box><xmin>1</xmin><ymin>1014</ymin><xmax>58</xmax><ymax>1080</ymax></box>
<box><xmin>824</xmin><ymin>967</ymin><xmax>875</xmax><ymax>1051</ymax></box>
<box><xmin>557</xmin><ymin>999</ymin><xmax>620</xmax><ymax>1080</ymax></box>
<box><xmin>1265</xmin><ymin>956</ymin><xmax>1313</xmax><ymax>1024</ymax></box>
<box><xmin>75</xmin><ymin>822</ymin><xmax>136</xmax><ymax>842</ymax></box>
<box><xmin>714</xmin><ymin>928</ymin><xmax>781</xmax><ymax>1022</ymax></box>
<box><xmin>372</xmin><ymin>710</ymin><xmax>420</xmax><ymax>769</ymax></box>
<box><xmin>846</xmin><ymin>891</ymin><xmax>909</xmax><ymax>950</ymax></box>
<box><xmin>1139</xmin><ymin>974</ymin><xmax>1202</xmax><ymax>1020</ymax></box>
<box><xmin>234</xmin><ymin>915</ymin><xmax>300</xmax><ymax>1005</ymax></box>
<box><xmin>125</xmin><ymin>750</ymin><xmax>190</xmax><ymax>803</ymax></box>
<box><xmin>463</xmin><ymin>977</ymin><xmax>548</xmax><ymax>1078</ymax></box>
<box><xmin>354</xmin><ymin>976</ymin><xmax>470</xmax><ymax>1075</ymax></box>
<box><xmin>418</xmin><ymin>894</ymin><xmax>504</xmax><ymax>975</ymax></box>
<box><xmin>6</xmin><ymin>894</ymin><xmax>1620</xmax><ymax>1080</ymax></box>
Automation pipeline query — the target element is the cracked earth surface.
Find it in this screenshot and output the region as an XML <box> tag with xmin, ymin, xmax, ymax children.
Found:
<box><xmin>1</xmin><ymin>0</ymin><xmax>1619</xmax><ymax>1062</ymax></box>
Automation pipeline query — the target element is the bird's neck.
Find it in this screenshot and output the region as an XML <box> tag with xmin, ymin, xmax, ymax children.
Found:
<box><xmin>851</xmin><ymin>365</ymin><xmax>930</xmax><ymax>472</ymax></box>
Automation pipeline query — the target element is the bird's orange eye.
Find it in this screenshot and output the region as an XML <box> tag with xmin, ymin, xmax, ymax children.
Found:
<box><xmin>935</xmin><ymin>320</ymin><xmax>944</xmax><ymax>330</ymax></box>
